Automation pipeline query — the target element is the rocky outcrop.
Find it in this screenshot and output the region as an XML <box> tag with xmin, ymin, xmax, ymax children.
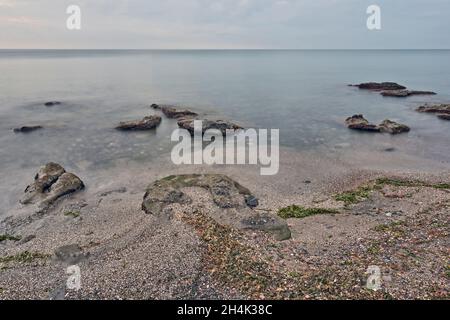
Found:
<box><xmin>416</xmin><ymin>104</ymin><xmax>450</xmax><ymax>114</ymax></box>
<box><xmin>345</xmin><ymin>115</ymin><xmax>410</xmax><ymax>134</ymax></box>
<box><xmin>151</xmin><ymin>104</ymin><xmax>198</xmax><ymax>119</ymax></box>
<box><xmin>381</xmin><ymin>90</ymin><xmax>436</xmax><ymax>97</ymax></box>
<box><xmin>437</xmin><ymin>114</ymin><xmax>450</xmax><ymax>120</ymax></box>
<box><xmin>21</xmin><ymin>162</ymin><xmax>84</xmax><ymax>209</ymax></box>
<box><xmin>44</xmin><ymin>101</ymin><xmax>62</xmax><ymax>107</ymax></box>
<box><xmin>351</xmin><ymin>82</ymin><xmax>406</xmax><ymax>91</ymax></box>
<box><xmin>177</xmin><ymin>118</ymin><xmax>243</xmax><ymax>135</ymax></box>
<box><xmin>142</xmin><ymin>174</ymin><xmax>290</xmax><ymax>240</ymax></box>
<box><xmin>378</xmin><ymin>119</ymin><xmax>410</xmax><ymax>134</ymax></box>
<box><xmin>115</xmin><ymin>115</ymin><xmax>161</xmax><ymax>131</ymax></box>
<box><xmin>13</xmin><ymin>126</ymin><xmax>43</xmax><ymax>133</ymax></box>
<box><xmin>345</xmin><ymin>115</ymin><xmax>380</xmax><ymax>132</ymax></box>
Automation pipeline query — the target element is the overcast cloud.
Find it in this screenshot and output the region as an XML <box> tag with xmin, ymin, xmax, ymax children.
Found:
<box><xmin>0</xmin><ymin>0</ymin><xmax>449</xmax><ymax>49</ymax></box>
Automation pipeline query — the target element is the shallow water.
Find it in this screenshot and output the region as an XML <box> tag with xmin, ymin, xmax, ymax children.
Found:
<box><xmin>1</xmin><ymin>50</ymin><xmax>450</xmax><ymax>215</ymax></box>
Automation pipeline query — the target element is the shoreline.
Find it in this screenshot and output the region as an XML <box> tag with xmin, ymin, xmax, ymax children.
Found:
<box><xmin>1</xmin><ymin>146</ymin><xmax>449</xmax><ymax>299</ymax></box>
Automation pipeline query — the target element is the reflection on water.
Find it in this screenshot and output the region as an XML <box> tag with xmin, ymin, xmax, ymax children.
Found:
<box><xmin>1</xmin><ymin>50</ymin><xmax>450</xmax><ymax>214</ymax></box>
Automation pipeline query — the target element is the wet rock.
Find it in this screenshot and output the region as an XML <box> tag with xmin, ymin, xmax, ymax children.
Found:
<box><xmin>21</xmin><ymin>162</ymin><xmax>84</xmax><ymax>209</ymax></box>
<box><xmin>240</xmin><ymin>215</ymin><xmax>291</xmax><ymax>241</ymax></box>
<box><xmin>437</xmin><ymin>114</ymin><xmax>450</xmax><ymax>120</ymax></box>
<box><xmin>13</xmin><ymin>126</ymin><xmax>43</xmax><ymax>133</ymax></box>
<box><xmin>381</xmin><ymin>90</ymin><xmax>436</xmax><ymax>97</ymax></box>
<box><xmin>345</xmin><ymin>115</ymin><xmax>380</xmax><ymax>132</ymax></box>
<box><xmin>152</xmin><ymin>104</ymin><xmax>198</xmax><ymax>119</ymax></box>
<box><xmin>44</xmin><ymin>101</ymin><xmax>62</xmax><ymax>107</ymax></box>
<box><xmin>177</xmin><ymin>118</ymin><xmax>243</xmax><ymax>135</ymax></box>
<box><xmin>378</xmin><ymin>119</ymin><xmax>410</xmax><ymax>134</ymax></box>
<box><xmin>115</xmin><ymin>115</ymin><xmax>161</xmax><ymax>131</ymax></box>
<box><xmin>245</xmin><ymin>195</ymin><xmax>259</xmax><ymax>208</ymax></box>
<box><xmin>351</xmin><ymin>82</ymin><xmax>406</xmax><ymax>91</ymax></box>
<box><xmin>416</xmin><ymin>104</ymin><xmax>450</xmax><ymax>114</ymax></box>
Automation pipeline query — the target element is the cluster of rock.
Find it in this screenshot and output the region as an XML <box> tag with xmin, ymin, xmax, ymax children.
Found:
<box><xmin>115</xmin><ymin>115</ymin><xmax>162</xmax><ymax>131</ymax></box>
<box><xmin>350</xmin><ymin>82</ymin><xmax>436</xmax><ymax>98</ymax></box>
<box><xmin>416</xmin><ymin>104</ymin><xmax>450</xmax><ymax>121</ymax></box>
<box><xmin>345</xmin><ymin>115</ymin><xmax>410</xmax><ymax>134</ymax></box>
<box><xmin>21</xmin><ymin>162</ymin><xmax>84</xmax><ymax>210</ymax></box>
<box><xmin>142</xmin><ymin>174</ymin><xmax>291</xmax><ymax>240</ymax></box>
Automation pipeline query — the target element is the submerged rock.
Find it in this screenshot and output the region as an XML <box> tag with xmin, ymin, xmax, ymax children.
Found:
<box><xmin>151</xmin><ymin>104</ymin><xmax>198</xmax><ymax>119</ymax></box>
<box><xmin>351</xmin><ymin>82</ymin><xmax>406</xmax><ymax>91</ymax></box>
<box><xmin>13</xmin><ymin>125</ymin><xmax>43</xmax><ymax>133</ymax></box>
<box><xmin>142</xmin><ymin>174</ymin><xmax>290</xmax><ymax>240</ymax></box>
<box><xmin>378</xmin><ymin>119</ymin><xmax>410</xmax><ymax>134</ymax></box>
<box><xmin>177</xmin><ymin>118</ymin><xmax>243</xmax><ymax>135</ymax></box>
<box><xmin>21</xmin><ymin>162</ymin><xmax>84</xmax><ymax>209</ymax></box>
<box><xmin>381</xmin><ymin>90</ymin><xmax>436</xmax><ymax>97</ymax></box>
<box><xmin>416</xmin><ymin>104</ymin><xmax>450</xmax><ymax>114</ymax></box>
<box><xmin>115</xmin><ymin>115</ymin><xmax>161</xmax><ymax>131</ymax></box>
<box><xmin>44</xmin><ymin>101</ymin><xmax>62</xmax><ymax>107</ymax></box>
<box><xmin>345</xmin><ymin>115</ymin><xmax>380</xmax><ymax>132</ymax></box>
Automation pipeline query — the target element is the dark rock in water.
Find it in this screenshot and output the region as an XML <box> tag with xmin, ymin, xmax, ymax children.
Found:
<box><xmin>381</xmin><ymin>90</ymin><xmax>436</xmax><ymax>97</ymax></box>
<box><xmin>142</xmin><ymin>174</ymin><xmax>290</xmax><ymax>240</ymax></box>
<box><xmin>150</xmin><ymin>103</ymin><xmax>160</xmax><ymax>109</ymax></box>
<box><xmin>384</xmin><ymin>147</ymin><xmax>396</xmax><ymax>152</ymax></box>
<box><xmin>240</xmin><ymin>215</ymin><xmax>291</xmax><ymax>241</ymax></box>
<box><xmin>352</xmin><ymin>82</ymin><xmax>406</xmax><ymax>91</ymax></box>
<box><xmin>345</xmin><ymin>115</ymin><xmax>380</xmax><ymax>132</ymax></box>
<box><xmin>437</xmin><ymin>114</ymin><xmax>450</xmax><ymax>120</ymax></box>
<box><xmin>177</xmin><ymin>118</ymin><xmax>243</xmax><ymax>135</ymax></box>
<box><xmin>21</xmin><ymin>162</ymin><xmax>84</xmax><ymax>209</ymax></box>
<box><xmin>378</xmin><ymin>119</ymin><xmax>410</xmax><ymax>134</ymax></box>
<box><xmin>115</xmin><ymin>115</ymin><xmax>161</xmax><ymax>131</ymax></box>
<box><xmin>245</xmin><ymin>195</ymin><xmax>259</xmax><ymax>208</ymax></box>
<box><xmin>160</xmin><ymin>105</ymin><xmax>198</xmax><ymax>119</ymax></box>
<box><xmin>44</xmin><ymin>101</ymin><xmax>62</xmax><ymax>107</ymax></box>
<box><xmin>416</xmin><ymin>104</ymin><xmax>450</xmax><ymax>114</ymax></box>
<box><xmin>13</xmin><ymin>125</ymin><xmax>43</xmax><ymax>133</ymax></box>
<box><xmin>345</xmin><ymin>116</ymin><xmax>410</xmax><ymax>134</ymax></box>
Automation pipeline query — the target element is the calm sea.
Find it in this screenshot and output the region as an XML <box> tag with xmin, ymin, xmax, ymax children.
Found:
<box><xmin>1</xmin><ymin>50</ymin><xmax>450</xmax><ymax>213</ymax></box>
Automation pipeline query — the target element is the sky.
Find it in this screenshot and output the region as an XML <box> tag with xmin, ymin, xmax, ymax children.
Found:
<box><xmin>0</xmin><ymin>0</ymin><xmax>449</xmax><ymax>49</ymax></box>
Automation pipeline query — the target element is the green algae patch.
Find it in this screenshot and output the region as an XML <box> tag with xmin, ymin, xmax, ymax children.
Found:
<box><xmin>278</xmin><ymin>205</ymin><xmax>339</xmax><ymax>219</ymax></box>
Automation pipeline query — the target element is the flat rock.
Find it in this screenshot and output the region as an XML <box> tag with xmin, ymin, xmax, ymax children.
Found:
<box><xmin>44</xmin><ymin>101</ymin><xmax>62</xmax><ymax>107</ymax></box>
<box><xmin>177</xmin><ymin>118</ymin><xmax>243</xmax><ymax>135</ymax></box>
<box><xmin>351</xmin><ymin>82</ymin><xmax>406</xmax><ymax>91</ymax></box>
<box><xmin>152</xmin><ymin>104</ymin><xmax>198</xmax><ymax>119</ymax></box>
<box><xmin>13</xmin><ymin>126</ymin><xmax>43</xmax><ymax>133</ymax></box>
<box><xmin>381</xmin><ymin>90</ymin><xmax>436</xmax><ymax>97</ymax></box>
<box><xmin>437</xmin><ymin>114</ymin><xmax>450</xmax><ymax>120</ymax></box>
<box><xmin>378</xmin><ymin>119</ymin><xmax>410</xmax><ymax>134</ymax></box>
<box><xmin>115</xmin><ymin>115</ymin><xmax>161</xmax><ymax>131</ymax></box>
<box><xmin>21</xmin><ymin>162</ymin><xmax>84</xmax><ymax>209</ymax></box>
<box><xmin>142</xmin><ymin>174</ymin><xmax>290</xmax><ymax>240</ymax></box>
<box><xmin>345</xmin><ymin>115</ymin><xmax>380</xmax><ymax>132</ymax></box>
<box><xmin>416</xmin><ymin>104</ymin><xmax>450</xmax><ymax>114</ymax></box>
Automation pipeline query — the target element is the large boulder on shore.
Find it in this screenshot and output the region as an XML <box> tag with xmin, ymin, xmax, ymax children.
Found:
<box><xmin>177</xmin><ymin>118</ymin><xmax>243</xmax><ymax>135</ymax></box>
<box><xmin>151</xmin><ymin>104</ymin><xmax>198</xmax><ymax>119</ymax></box>
<box><xmin>381</xmin><ymin>90</ymin><xmax>436</xmax><ymax>97</ymax></box>
<box><xmin>115</xmin><ymin>115</ymin><xmax>161</xmax><ymax>131</ymax></box>
<box><xmin>21</xmin><ymin>162</ymin><xmax>84</xmax><ymax>209</ymax></box>
<box><xmin>345</xmin><ymin>115</ymin><xmax>380</xmax><ymax>132</ymax></box>
<box><xmin>142</xmin><ymin>174</ymin><xmax>291</xmax><ymax>240</ymax></box>
<box><xmin>351</xmin><ymin>82</ymin><xmax>406</xmax><ymax>91</ymax></box>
